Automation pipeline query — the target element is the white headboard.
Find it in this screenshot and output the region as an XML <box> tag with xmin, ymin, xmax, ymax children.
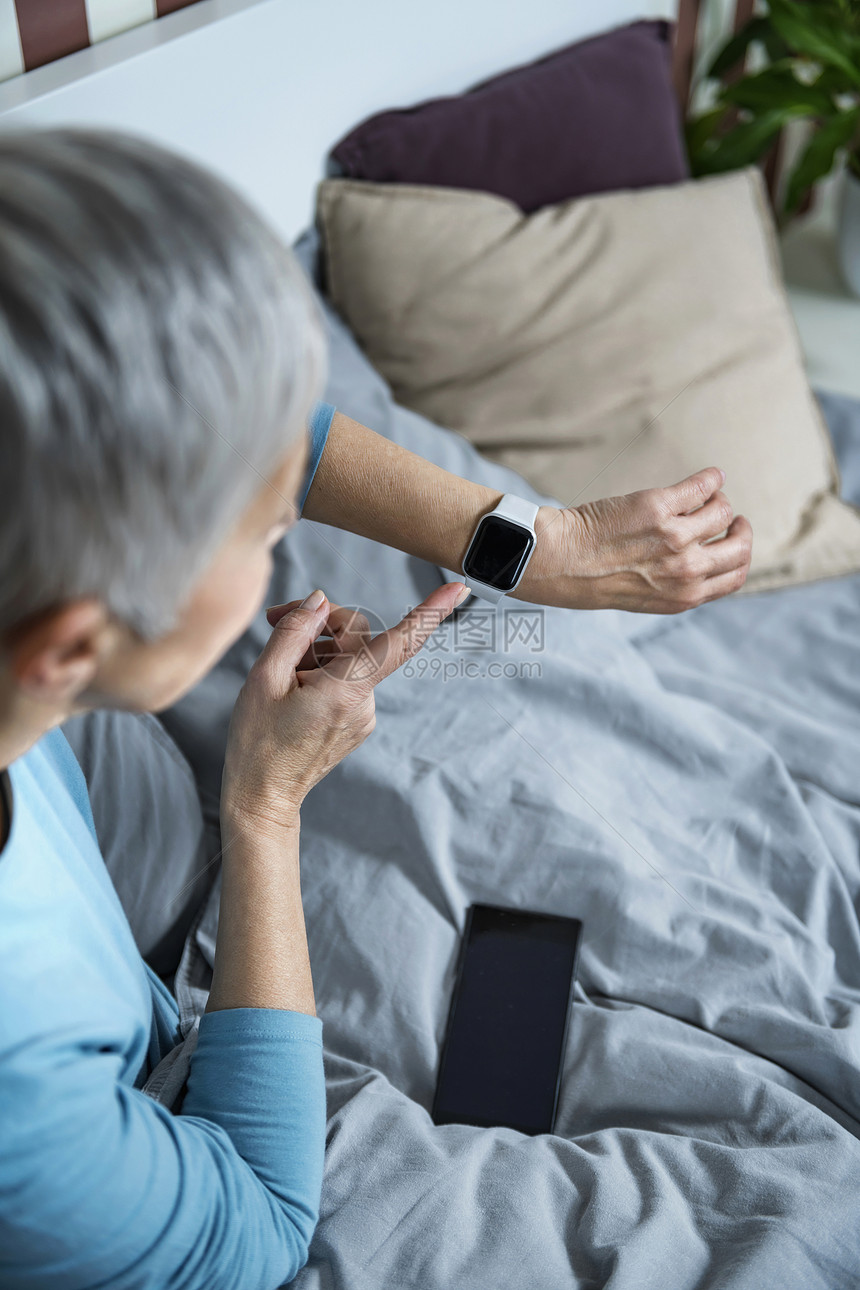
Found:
<box><xmin>0</xmin><ymin>0</ymin><xmax>675</xmax><ymax>244</ymax></box>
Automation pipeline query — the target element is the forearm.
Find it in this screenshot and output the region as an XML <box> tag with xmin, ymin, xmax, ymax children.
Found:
<box><xmin>302</xmin><ymin>411</ymin><xmax>559</xmax><ymax>597</ymax></box>
<box><xmin>300</xmin><ymin>413</ymin><xmax>753</xmax><ymax>614</ymax></box>
<box><xmin>206</xmin><ymin>810</ymin><xmax>316</xmax><ymax>1016</ymax></box>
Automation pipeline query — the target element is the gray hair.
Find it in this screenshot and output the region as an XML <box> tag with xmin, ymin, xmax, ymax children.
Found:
<box><xmin>0</xmin><ymin>127</ymin><xmax>327</xmax><ymax>640</ymax></box>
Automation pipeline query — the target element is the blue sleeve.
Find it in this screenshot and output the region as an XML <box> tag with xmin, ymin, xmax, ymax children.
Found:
<box><xmin>0</xmin><ymin>1007</ymin><xmax>326</xmax><ymax>1290</ymax></box>
<box><xmin>298</xmin><ymin>401</ymin><xmax>336</xmax><ymax>515</ymax></box>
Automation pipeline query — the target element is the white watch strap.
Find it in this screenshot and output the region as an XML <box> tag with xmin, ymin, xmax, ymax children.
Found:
<box><xmin>494</xmin><ymin>494</ymin><xmax>541</xmax><ymax>528</ymax></box>
<box><xmin>465</xmin><ymin>577</ymin><xmax>508</xmax><ymax>605</ymax></box>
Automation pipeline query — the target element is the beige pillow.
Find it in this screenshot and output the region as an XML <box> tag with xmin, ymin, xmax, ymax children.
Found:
<box><xmin>316</xmin><ymin>168</ymin><xmax>860</xmax><ymax>593</ymax></box>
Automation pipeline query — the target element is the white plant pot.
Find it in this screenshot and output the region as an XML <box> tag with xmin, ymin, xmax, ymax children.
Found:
<box><xmin>838</xmin><ymin>165</ymin><xmax>860</xmax><ymax>298</ymax></box>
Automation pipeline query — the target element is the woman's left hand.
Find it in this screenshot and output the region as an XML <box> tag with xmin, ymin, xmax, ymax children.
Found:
<box><xmin>516</xmin><ymin>466</ymin><xmax>753</xmax><ymax>614</ymax></box>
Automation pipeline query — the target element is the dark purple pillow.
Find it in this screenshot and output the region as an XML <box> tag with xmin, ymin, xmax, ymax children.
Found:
<box><xmin>329</xmin><ymin>20</ymin><xmax>688</xmax><ymax>212</ymax></box>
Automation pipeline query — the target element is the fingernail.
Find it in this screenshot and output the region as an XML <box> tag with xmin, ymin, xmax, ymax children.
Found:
<box><xmin>301</xmin><ymin>588</ymin><xmax>326</xmax><ymax>610</ymax></box>
<box><xmin>454</xmin><ymin>584</ymin><xmax>472</xmax><ymax>607</ymax></box>
<box><xmin>719</xmin><ymin>469</ymin><xmax>726</xmax><ymax>483</ymax></box>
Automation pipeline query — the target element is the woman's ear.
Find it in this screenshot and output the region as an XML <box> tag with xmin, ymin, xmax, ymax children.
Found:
<box><xmin>5</xmin><ymin>599</ymin><xmax>114</xmax><ymax>705</ymax></box>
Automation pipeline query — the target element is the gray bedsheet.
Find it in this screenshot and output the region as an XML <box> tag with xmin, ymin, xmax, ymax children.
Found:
<box><xmin>161</xmin><ymin>244</ymin><xmax>860</xmax><ymax>1289</ymax></box>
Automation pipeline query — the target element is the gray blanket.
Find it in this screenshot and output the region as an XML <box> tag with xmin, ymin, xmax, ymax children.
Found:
<box><xmin>160</xmin><ymin>241</ymin><xmax>860</xmax><ymax>1289</ymax></box>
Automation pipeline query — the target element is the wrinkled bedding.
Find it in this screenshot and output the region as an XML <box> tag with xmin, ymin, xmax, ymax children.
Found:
<box><xmin>161</xmin><ymin>242</ymin><xmax>860</xmax><ymax>1289</ymax></box>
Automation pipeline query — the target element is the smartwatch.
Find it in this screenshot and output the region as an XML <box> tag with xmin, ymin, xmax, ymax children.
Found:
<box><xmin>461</xmin><ymin>494</ymin><xmax>540</xmax><ymax>604</ymax></box>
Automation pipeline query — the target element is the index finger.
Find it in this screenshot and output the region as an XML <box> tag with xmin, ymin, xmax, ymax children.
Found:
<box><xmin>668</xmin><ymin>467</ymin><xmax>726</xmax><ymax>515</ymax></box>
<box><xmin>310</xmin><ymin>581</ymin><xmax>469</xmax><ymax>690</ymax></box>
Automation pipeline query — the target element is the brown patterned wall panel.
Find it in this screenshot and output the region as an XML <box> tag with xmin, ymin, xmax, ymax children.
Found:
<box><xmin>725</xmin><ymin>0</ymin><xmax>756</xmax><ymax>85</ymax></box>
<box><xmin>2</xmin><ymin>0</ymin><xmax>207</xmax><ymax>83</ymax></box>
<box><xmin>155</xmin><ymin>0</ymin><xmax>204</xmax><ymax>15</ymax></box>
<box><xmin>15</xmin><ymin>0</ymin><xmax>90</xmax><ymax>73</ymax></box>
<box><xmin>672</xmin><ymin>0</ymin><xmax>702</xmax><ymax>112</ymax></box>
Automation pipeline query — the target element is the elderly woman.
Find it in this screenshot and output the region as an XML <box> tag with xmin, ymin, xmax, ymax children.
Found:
<box><xmin>0</xmin><ymin>129</ymin><xmax>751</xmax><ymax>1290</ymax></box>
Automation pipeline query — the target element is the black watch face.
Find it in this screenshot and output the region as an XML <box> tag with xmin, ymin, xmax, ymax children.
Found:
<box><xmin>463</xmin><ymin>516</ymin><xmax>535</xmax><ymax>592</ymax></box>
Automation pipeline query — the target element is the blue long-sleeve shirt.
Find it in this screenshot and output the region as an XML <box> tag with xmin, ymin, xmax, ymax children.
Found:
<box><xmin>300</xmin><ymin>401</ymin><xmax>335</xmax><ymax>514</ymax></box>
<box><xmin>0</xmin><ymin>405</ymin><xmax>336</xmax><ymax>1289</ymax></box>
<box><xmin>0</xmin><ymin>726</ymin><xmax>326</xmax><ymax>1290</ymax></box>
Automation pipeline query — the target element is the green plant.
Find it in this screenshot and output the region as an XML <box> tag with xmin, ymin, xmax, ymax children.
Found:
<box><xmin>686</xmin><ymin>0</ymin><xmax>860</xmax><ymax>220</ymax></box>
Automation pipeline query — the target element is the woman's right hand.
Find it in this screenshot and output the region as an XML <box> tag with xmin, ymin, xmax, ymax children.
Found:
<box><xmin>221</xmin><ymin>581</ymin><xmax>469</xmax><ymax>834</ymax></box>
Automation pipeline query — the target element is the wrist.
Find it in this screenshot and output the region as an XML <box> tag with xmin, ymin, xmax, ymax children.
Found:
<box><xmin>511</xmin><ymin>505</ymin><xmax>569</xmax><ymax>606</ymax></box>
<box><xmin>513</xmin><ymin>505</ymin><xmax>609</xmax><ymax>610</ymax></box>
<box><xmin>220</xmin><ymin>793</ymin><xmax>303</xmax><ymax>846</ymax></box>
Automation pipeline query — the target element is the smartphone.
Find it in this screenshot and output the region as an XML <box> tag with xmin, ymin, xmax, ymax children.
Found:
<box><xmin>431</xmin><ymin>903</ymin><xmax>583</xmax><ymax>1136</ymax></box>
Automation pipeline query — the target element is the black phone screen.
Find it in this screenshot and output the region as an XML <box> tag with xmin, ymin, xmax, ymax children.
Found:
<box><xmin>431</xmin><ymin>903</ymin><xmax>583</xmax><ymax>1136</ymax></box>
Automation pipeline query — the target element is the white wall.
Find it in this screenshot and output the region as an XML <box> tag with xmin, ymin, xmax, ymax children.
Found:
<box><xmin>0</xmin><ymin>0</ymin><xmax>675</xmax><ymax>242</ymax></box>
